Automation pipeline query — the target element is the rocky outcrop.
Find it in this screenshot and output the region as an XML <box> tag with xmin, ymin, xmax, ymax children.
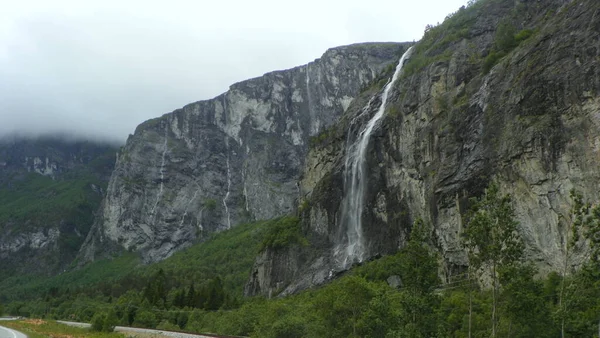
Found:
<box><xmin>81</xmin><ymin>43</ymin><xmax>407</xmax><ymax>263</ymax></box>
<box><xmin>0</xmin><ymin>137</ymin><xmax>117</xmax><ymax>275</ymax></box>
<box><xmin>246</xmin><ymin>0</ymin><xmax>600</xmax><ymax>296</ymax></box>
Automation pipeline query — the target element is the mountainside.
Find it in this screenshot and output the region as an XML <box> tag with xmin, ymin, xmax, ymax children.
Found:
<box><xmin>246</xmin><ymin>0</ymin><xmax>600</xmax><ymax>296</ymax></box>
<box><xmin>0</xmin><ymin>137</ymin><xmax>117</xmax><ymax>275</ymax></box>
<box><xmin>80</xmin><ymin>43</ymin><xmax>407</xmax><ymax>263</ymax></box>
<box><xmin>4</xmin><ymin>0</ymin><xmax>600</xmax><ymax>336</ymax></box>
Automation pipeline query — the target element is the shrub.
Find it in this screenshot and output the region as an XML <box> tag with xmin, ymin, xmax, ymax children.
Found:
<box><xmin>258</xmin><ymin>217</ymin><xmax>307</xmax><ymax>251</ymax></box>
<box><xmin>495</xmin><ymin>21</ymin><xmax>518</xmax><ymax>52</ymax></box>
<box><xmin>90</xmin><ymin>310</ymin><xmax>118</xmax><ymax>332</ymax></box>
<box><xmin>203</xmin><ymin>199</ymin><xmax>217</xmax><ymax>211</ymax></box>
<box><xmin>133</xmin><ymin>309</ymin><xmax>157</xmax><ymax>328</ymax></box>
<box><xmin>156</xmin><ymin>320</ymin><xmax>179</xmax><ymax>331</ymax></box>
<box><xmin>483</xmin><ymin>51</ymin><xmax>506</xmax><ymax>73</ymax></box>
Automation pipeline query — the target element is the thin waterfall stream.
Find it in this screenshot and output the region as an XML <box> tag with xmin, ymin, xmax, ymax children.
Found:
<box><xmin>335</xmin><ymin>46</ymin><xmax>413</xmax><ymax>269</ymax></box>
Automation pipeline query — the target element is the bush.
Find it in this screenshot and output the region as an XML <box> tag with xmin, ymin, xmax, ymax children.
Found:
<box><xmin>515</xmin><ymin>29</ymin><xmax>534</xmax><ymax>42</ymax></box>
<box><xmin>482</xmin><ymin>51</ymin><xmax>506</xmax><ymax>73</ymax></box>
<box><xmin>90</xmin><ymin>310</ymin><xmax>118</xmax><ymax>332</ymax></box>
<box><xmin>258</xmin><ymin>216</ymin><xmax>307</xmax><ymax>251</ymax></box>
<box><xmin>133</xmin><ymin>309</ymin><xmax>157</xmax><ymax>328</ymax></box>
<box><xmin>156</xmin><ymin>320</ymin><xmax>179</xmax><ymax>331</ymax></box>
<box><xmin>495</xmin><ymin>21</ymin><xmax>518</xmax><ymax>52</ymax></box>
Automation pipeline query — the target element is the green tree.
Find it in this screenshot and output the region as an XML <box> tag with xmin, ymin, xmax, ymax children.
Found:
<box><xmin>143</xmin><ymin>269</ymin><xmax>168</xmax><ymax>307</ymax></box>
<box><xmin>499</xmin><ymin>264</ymin><xmax>555</xmax><ymax>337</ymax></box>
<box><xmin>186</xmin><ymin>282</ymin><xmax>197</xmax><ymax>308</ymax></box>
<box><xmin>555</xmin><ymin>189</ymin><xmax>589</xmax><ymax>337</ymax></box>
<box><xmin>204</xmin><ymin>276</ymin><xmax>225</xmax><ymax>310</ymax></box>
<box><xmin>314</xmin><ymin>275</ymin><xmax>375</xmax><ymax>337</ymax></box>
<box><xmin>90</xmin><ymin>309</ymin><xmax>118</xmax><ymax>332</ymax></box>
<box><xmin>396</xmin><ymin>219</ymin><xmax>440</xmax><ymax>337</ymax></box>
<box><xmin>494</xmin><ymin>20</ymin><xmax>517</xmax><ymax>52</ymax></box>
<box><xmin>463</xmin><ymin>183</ymin><xmax>524</xmax><ymax>337</ymax></box>
<box><xmin>134</xmin><ymin>309</ymin><xmax>157</xmax><ymax>328</ymax></box>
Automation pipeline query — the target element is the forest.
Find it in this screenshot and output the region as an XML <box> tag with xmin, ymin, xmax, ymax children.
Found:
<box><xmin>2</xmin><ymin>185</ymin><xmax>600</xmax><ymax>337</ymax></box>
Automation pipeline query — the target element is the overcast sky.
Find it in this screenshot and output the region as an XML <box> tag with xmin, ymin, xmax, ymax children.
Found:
<box><xmin>1</xmin><ymin>0</ymin><xmax>469</xmax><ymax>144</ymax></box>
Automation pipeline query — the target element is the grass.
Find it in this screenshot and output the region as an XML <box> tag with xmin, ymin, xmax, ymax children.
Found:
<box><xmin>1</xmin><ymin>319</ymin><xmax>125</xmax><ymax>338</ymax></box>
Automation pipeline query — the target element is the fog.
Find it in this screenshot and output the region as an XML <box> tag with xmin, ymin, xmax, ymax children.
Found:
<box><xmin>1</xmin><ymin>0</ymin><xmax>469</xmax><ymax>144</ymax></box>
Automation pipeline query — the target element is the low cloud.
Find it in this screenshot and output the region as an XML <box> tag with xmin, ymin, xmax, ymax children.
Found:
<box><xmin>0</xmin><ymin>0</ymin><xmax>468</xmax><ymax>144</ymax></box>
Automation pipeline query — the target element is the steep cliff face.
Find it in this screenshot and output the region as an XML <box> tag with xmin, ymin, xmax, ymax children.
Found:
<box><xmin>246</xmin><ymin>0</ymin><xmax>600</xmax><ymax>296</ymax></box>
<box><xmin>0</xmin><ymin>137</ymin><xmax>116</xmax><ymax>275</ymax></box>
<box><xmin>81</xmin><ymin>43</ymin><xmax>407</xmax><ymax>263</ymax></box>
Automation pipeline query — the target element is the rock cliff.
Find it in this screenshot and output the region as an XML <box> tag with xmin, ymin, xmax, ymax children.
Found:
<box><xmin>246</xmin><ymin>0</ymin><xmax>600</xmax><ymax>296</ymax></box>
<box><xmin>81</xmin><ymin>43</ymin><xmax>407</xmax><ymax>263</ymax></box>
<box><xmin>0</xmin><ymin>137</ymin><xmax>116</xmax><ymax>275</ymax></box>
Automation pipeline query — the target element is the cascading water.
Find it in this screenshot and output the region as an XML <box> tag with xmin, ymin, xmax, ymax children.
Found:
<box><xmin>150</xmin><ymin>128</ymin><xmax>169</xmax><ymax>219</ymax></box>
<box><xmin>221</xmin><ymin>96</ymin><xmax>232</xmax><ymax>229</ymax></box>
<box><xmin>335</xmin><ymin>47</ymin><xmax>413</xmax><ymax>269</ymax></box>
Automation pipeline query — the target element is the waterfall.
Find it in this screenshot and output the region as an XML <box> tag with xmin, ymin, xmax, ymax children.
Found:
<box><xmin>306</xmin><ymin>64</ymin><xmax>312</xmax><ymax>111</ymax></box>
<box><xmin>335</xmin><ymin>47</ymin><xmax>413</xmax><ymax>269</ymax></box>
<box><xmin>221</xmin><ymin>96</ymin><xmax>232</xmax><ymax>229</ymax></box>
<box><xmin>150</xmin><ymin>128</ymin><xmax>169</xmax><ymax>218</ymax></box>
<box><xmin>306</xmin><ymin>64</ymin><xmax>320</xmax><ymax>134</ymax></box>
<box><xmin>179</xmin><ymin>182</ymin><xmax>201</xmax><ymax>228</ymax></box>
<box><xmin>222</xmin><ymin>137</ymin><xmax>232</xmax><ymax>229</ymax></box>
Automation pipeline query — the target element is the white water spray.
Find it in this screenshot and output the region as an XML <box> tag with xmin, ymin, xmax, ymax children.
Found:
<box><xmin>179</xmin><ymin>182</ymin><xmax>202</xmax><ymax>228</ymax></box>
<box><xmin>336</xmin><ymin>47</ymin><xmax>413</xmax><ymax>269</ymax></box>
<box><xmin>306</xmin><ymin>64</ymin><xmax>321</xmax><ymax>134</ymax></box>
<box><xmin>222</xmin><ymin>137</ymin><xmax>232</xmax><ymax>229</ymax></box>
<box><xmin>306</xmin><ymin>64</ymin><xmax>311</xmax><ymax>110</ymax></box>
<box><xmin>150</xmin><ymin>128</ymin><xmax>169</xmax><ymax>217</ymax></box>
<box><xmin>221</xmin><ymin>95</ymin><xmax>232</xmax><ymax>229</ymax></box>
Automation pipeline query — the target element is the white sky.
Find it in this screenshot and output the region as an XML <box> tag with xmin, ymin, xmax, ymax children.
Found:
<box><xmin>0</xmin><ymin>0</ymin><xmax>469</xmax><ymax>143</ymax></box>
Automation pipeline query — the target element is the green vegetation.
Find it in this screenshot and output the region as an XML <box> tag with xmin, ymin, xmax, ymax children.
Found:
<box><xmin>91</xmin><ymin>310</ymin><xmax>119</xmax><ymax>332</ymax></box>
<box><xmin>0</xmin><ymin>143</ymin><xmax>116</xmax><ymax>273</ymax></box>
<box><xmin>463</xmin><ymin>183</ymin><xmax>524</xmax><ymax>337</ymax></box>
<box><xmin>0</xmin><ymin>253</ymin><xmax>140</xmax><ymax>302</ymax></box>
<box><xmin>403</xmin><ymin>0</ymin><xmax>483</xmax><ymax>77</ymax></box>
<box><xmin>401</xmin><ymin>0</ymin><xmax>539</xmax><ymax>78</ymax></box>
<box><xmin>3</xmin><ymin>184</ymin><xmax>600</xmax><ymax>337</ymax></box>
<box><xmin>203</xmin><ymin>198</ymin><xmax>217</xmax><ymax>210</ymax></box>
<box><xmin>2</xmin><ymin>319</ymin><xmax>124</xmax><ymax>338</ymax></box>
<box><xmin>258</xmin><ymin>216</ymin><xmax>307</xmax><ymax>251</ymax></box>
<box><xmin>308</xmin><ymin>126</ymin><xmax>338</xmax><ymax>148</ymax></box>
<box><xmin>0</xmin><ymin>172</ymin><xmax>104</xmax><ymax>228</ymax></box>
<box><xmin>482</xmin><ymin>21</ymin><xmax>536</xmax><ymax>73</ymax></box>
<box><xmin>0</xmin><ymin>218</ymin><xmax>283</xmax><ymax>316</ymax></box>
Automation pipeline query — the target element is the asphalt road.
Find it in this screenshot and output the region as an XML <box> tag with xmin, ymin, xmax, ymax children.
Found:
<box><xmin>58</xmin><ymin>321</ymin><xmax>224</xmax><ymax>338</ymax></box>
<box><xmin>0</xmin><ymin>325</ymin><xmax>27</xmax><ymax>338</ymax></box>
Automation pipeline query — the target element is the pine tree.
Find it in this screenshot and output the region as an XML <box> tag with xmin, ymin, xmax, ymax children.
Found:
<box><xmin>186</xmin><ymin>283</ymin><xmax>196</xmax><ymax>308</ymax></box>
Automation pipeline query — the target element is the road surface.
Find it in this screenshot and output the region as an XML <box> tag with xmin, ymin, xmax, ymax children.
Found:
<box><xmin>0</xmin><ymin>325</ymin><xmax>27</xmax><ymax>338</ymax></box>
<box><xmin>58</xmin><ymin>321</ymin><xmax>233</xmax><ymax>338</ymax></box>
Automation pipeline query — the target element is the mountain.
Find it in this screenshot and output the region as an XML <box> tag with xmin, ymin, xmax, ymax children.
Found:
<box><xmin>78</xmin><ymin>0</ymin><xmax>600</xmax><ymax>294</ymax></box>
<box><xmin>0</xmin><ymin>137</ymin><xmax>117</xmax><ymax>275</ymax></box>
<box><xmin>3</xmin><ymin>0</ymin><xmax>600</xmax><ymax>336</ymax></box>
<box><xmin>80</xmin><ymin>42</ymin><xmax>407</xmax><ymax>263</ymax></box>
<box><xmin>246</xmin><ymin>0</ymin><xmax>600</xmax><ymax>296</ymax></box>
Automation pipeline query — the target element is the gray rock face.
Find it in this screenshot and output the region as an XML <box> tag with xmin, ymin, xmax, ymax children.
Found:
<box><xmin>0</xmin><ymin>137</ymin><xmax>117</xmax><ymax>275</ymax></box>
<box><xmin>246</xmin><ymin>0</ymin><xmax>600</xmax><ymax>296</ymax></box>
<box><xmin>81</xmin><ymin>43</ymin><xmax>407</xmax><ymax>263</ymax></box>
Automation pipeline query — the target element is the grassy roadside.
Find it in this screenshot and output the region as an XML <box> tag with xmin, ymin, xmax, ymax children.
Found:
<box><xmin>1</xmin><ymin>320</ymin><xmax>124</xmax><ymax>338</ymax></box>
